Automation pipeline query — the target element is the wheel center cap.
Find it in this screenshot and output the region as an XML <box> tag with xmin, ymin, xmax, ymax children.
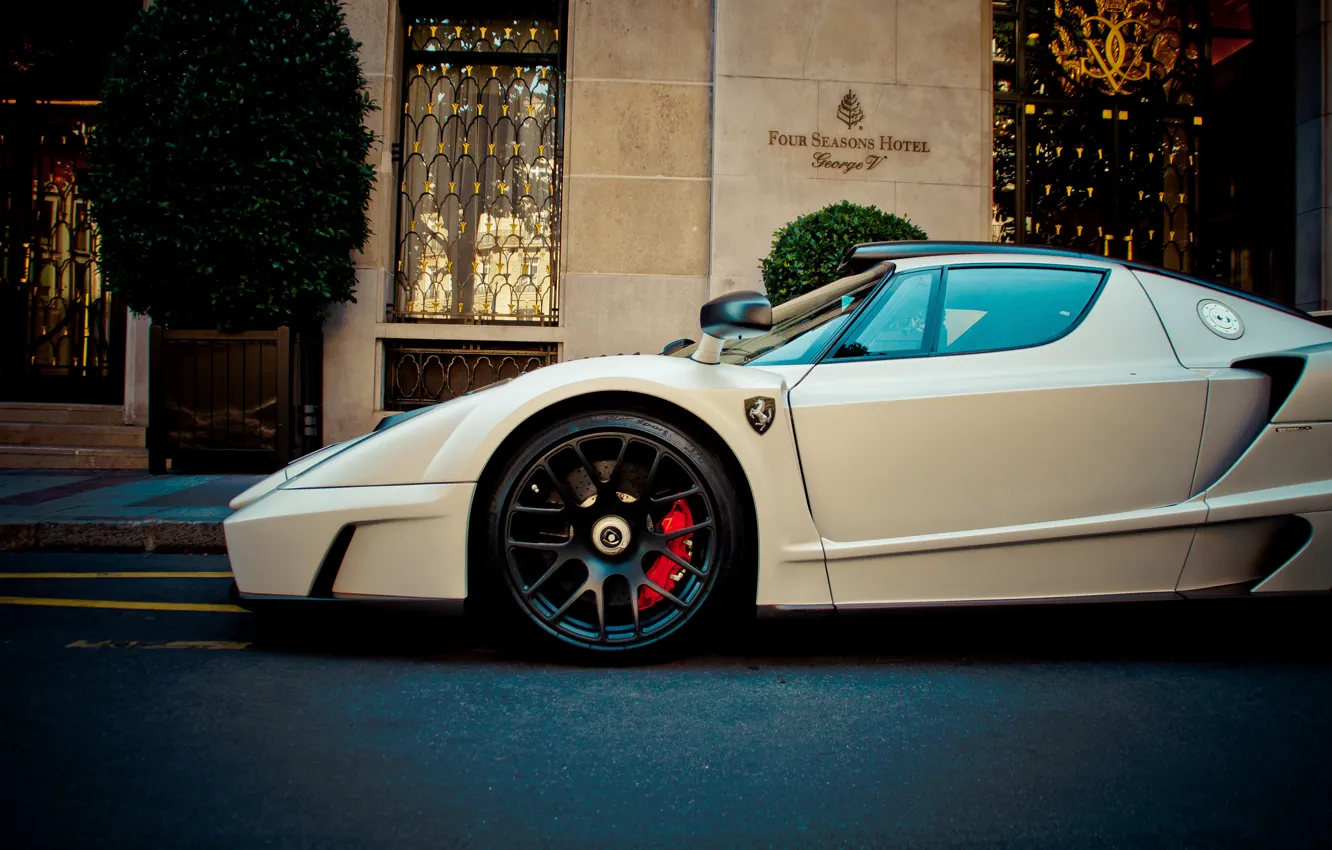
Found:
<box><xmin>591</xmin><ymin>515</ymin><xmax>632</xmax><ymax>557</ymax></box>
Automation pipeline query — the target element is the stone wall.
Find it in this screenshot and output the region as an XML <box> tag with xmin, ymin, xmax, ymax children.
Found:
<box><xmin>560</xmin><ymin>0</ymin><xmax>716</xmax><ymax>359</ymax></box>
<box><xmin>324</xmin><ymin>0</ymin><xmax>402</xmax><ymax>441</ymax></box>
<box><xmin>321</xmin><ymin>0</ymin><xmax>995</xmax><ymax>442</ymax></box>
<box><xmin>709</xmin><ymin>0</ymin><xmax>992</xmax><ymax>296</ymax></box>
<box><xmin>325</xmin><ymin>0</ymin><xmax>718</xmax><ymax>441</ymax></box>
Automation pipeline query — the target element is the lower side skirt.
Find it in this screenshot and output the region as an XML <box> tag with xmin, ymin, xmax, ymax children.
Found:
<box><xmin>232</xmin><ymin>582</ymin><xmax>464</xmax><ymax>615</ymax></box>
<box><xmin>757</xmin><ymin>585</ymin><xmax>1330</xmax><ymax>618</ymax></box>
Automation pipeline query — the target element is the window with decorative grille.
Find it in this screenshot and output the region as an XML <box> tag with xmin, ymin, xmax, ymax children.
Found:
<box><xmin>393</xmin><ymin>13</ymin><xmax>563</xmax><ymax>325</ymax></box>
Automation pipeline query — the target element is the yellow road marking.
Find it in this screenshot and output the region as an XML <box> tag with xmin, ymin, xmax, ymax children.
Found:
<box><xmin>0</xmin><ymin>596</ymin><xmax>248</xmax><ymax>613</ymax></box>
<box><xmin>67</xmin><ymin>639</ymin><xmax>252</xmax><ymax>650</ymax></box>
<box><xmin>0</xmin><ymin>572</ymin><xmax>233</xmax><ymax>580</ymax></box>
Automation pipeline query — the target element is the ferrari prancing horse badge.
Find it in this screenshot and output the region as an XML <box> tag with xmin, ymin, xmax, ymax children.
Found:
<box><xmin>744</xmin><ymin>396</ymin><xmax>776</xmax><ymax>435</ymax></box>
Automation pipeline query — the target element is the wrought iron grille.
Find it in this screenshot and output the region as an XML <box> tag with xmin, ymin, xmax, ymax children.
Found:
<box><xmin>993</xmin><ymin>0</ymin><xmax>1212</xmax><ymax>272</ymax></box>
<box><xmin>393</xmin><ymin>16</ymin><xmax>563</xmax><ymax>325</ymax></box>
<box><xmin>0</xmin><ymin>107</ymin><xmax>122</xmax><ymax>402</ymax></box>
<box><xmin>384</xmin><ymin>341</ymin><xmax>556</xmax><ymax>410</ymax></box>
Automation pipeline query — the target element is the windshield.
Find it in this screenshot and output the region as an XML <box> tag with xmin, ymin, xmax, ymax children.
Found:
<box><xmin>668</xmin><ymin>262</ymin><xmax>892</xmax><ymax>366</ymax></box>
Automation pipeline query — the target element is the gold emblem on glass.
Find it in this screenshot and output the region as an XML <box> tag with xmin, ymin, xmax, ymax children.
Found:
<box><xmin>1050</xmin><ymin>0</ymin><xmax>1182</xmax><ymax>96</ymax></box>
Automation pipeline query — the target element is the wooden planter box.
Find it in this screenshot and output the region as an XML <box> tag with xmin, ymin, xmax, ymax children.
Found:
<box><xmin>148</xmin><ymin>326</ymin><xmax>321</xmax><ymax>473</ymax></box>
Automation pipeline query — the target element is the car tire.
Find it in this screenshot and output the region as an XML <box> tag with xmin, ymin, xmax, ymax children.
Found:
<box><xmin>480</xmin><ymin>410</ymin><xmax>745</xmax><ymax>660</ymax></box>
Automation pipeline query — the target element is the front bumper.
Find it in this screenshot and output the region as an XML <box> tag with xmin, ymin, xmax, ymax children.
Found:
<box><xmin>223</xmin><ymin>482</ymin><xmax>475</xmax><ymax>600</ymax></box>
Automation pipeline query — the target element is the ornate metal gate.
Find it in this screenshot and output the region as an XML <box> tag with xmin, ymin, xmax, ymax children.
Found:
<box><xmin>993</xmin><ymin>0</ymin><xmax>1255</xmax><ymax>277</ymax></box>
<box><xmin>0</xmin><ymin>101</ymin><xmax>123</xmax><ymax>403</ymax></box>
<box><xmin>2</xmin><ymin>0</ymin><xmax>137</xmax><ymax>404</ymax></box>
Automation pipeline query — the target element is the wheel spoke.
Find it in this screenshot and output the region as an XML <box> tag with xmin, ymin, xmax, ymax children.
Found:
<box><xmin>628</xmin><ymin>588</ymin><xmax>642</xmax><ymax>637</ymax></box>
<box><xmin>702</xmin><ymin>529</ymin><xmax>717</xmax><ymax>567</ymax></box>
<box><xmin>650</xmin><ymin>486</ymin><xmax>700</xmax><ymax>505</ymax></box>
<box><xmin>571</xmin><ymin>442</ymin><xmax>601</xmax><ymax>488</ymax></box>
<box><xmin>538</xmin><ymin>461</ymin><xmax>576</xmax><ymax>507</ymax></box>
<box><xmin>510</xmin><ymin>503</ymin><xmax>566</xmax><ymax>516</ymax></box>
<box><xmin>640</xmin><ymin>575</ymin><xmax>688</xmax><ymax>609</ymax></box>
<box><xmin>523</xmin><ymin>556</ymin><xmax>570</xmax><ymax>596</ymax></box>
<box><xmin>642</xmin><ymin>446</ymin><xmax>664</xmax><ymax>497</ymax></box>
<box><xmin>662</xmin><ymin>519</ymin><xmax>712</xmax><ymax>540</ymax></box>
<box><xmin>593</xmin><ymin>585</ymin><xmax>607</xmax><ymax>643</ymax></box>
<box><xmin>648</xmin><ymin>546</ymin><xmax>704</xmax><ymax>577</ymax></box>
<box><xmin>546</xmin><ymin>579</ymin><xmax>591</xmax><ymax>622</ymax></box>
<box><xmin>606</xmin><ymin>437</ymin><xmax>630</xmax><ymax>493</ymax></box>
<box><xmin>508</xmin><ymin>539</ymin><xmax>569</xmax><ymax>551</ymax></box>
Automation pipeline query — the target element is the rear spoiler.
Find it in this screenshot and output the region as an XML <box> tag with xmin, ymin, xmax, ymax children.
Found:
<box><xmin>835</xmin><ymin>241</ymin><xmax>1103</xmax><ymax>276</ymax></box>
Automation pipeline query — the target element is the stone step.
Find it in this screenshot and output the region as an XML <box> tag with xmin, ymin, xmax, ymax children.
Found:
<box><xmin>0</xmin><ymin>402</ymin><xmax>124</xmax><ymax>426</ymax></box>
<box><xmin>0</xmin><ymin>422</ymin><xmax>146</xmax><ymax>448</ymax></box>
<box><xmin>0</xmin><ymin>445</ymin><xmax>149</xmax><ymax>470</ymax></box>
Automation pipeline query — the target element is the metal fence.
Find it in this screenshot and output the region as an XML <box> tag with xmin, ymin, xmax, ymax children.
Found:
<box><xmin>384</xmin><ymin>340</ymin><xmax>556</xmax><ymax>409</ymax></box>
<box><xmin>149</xmin><ymin>326</ymin><xmax>321</xmax><ymax>473</ymax></box>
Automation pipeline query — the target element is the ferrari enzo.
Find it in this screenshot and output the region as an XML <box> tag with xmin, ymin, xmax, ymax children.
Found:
<box><xmin>225</xmin><ymin>242</ymin><xmax>1332</xmax><ymax>656</ymax></box>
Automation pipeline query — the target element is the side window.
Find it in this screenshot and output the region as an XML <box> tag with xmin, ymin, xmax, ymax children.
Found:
<box><xmin>938</xmin><ymin>266</ymin><xmax>1103</xmax><ymax>355</ymax></box>
<box><xmin>831</xmin><ymin>268</ymin><xmax>939</xmax><ymax>359</ymax></box>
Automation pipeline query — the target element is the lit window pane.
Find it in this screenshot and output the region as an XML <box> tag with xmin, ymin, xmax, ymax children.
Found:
<box><xmin>395</xmin><ymin>17</ymin><xmax>562</xmax><ymax>324</ymax></box>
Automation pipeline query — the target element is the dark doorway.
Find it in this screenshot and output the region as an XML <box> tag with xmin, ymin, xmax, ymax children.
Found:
<box><xmin>1195</xmin><ymin>2</ymin><xmax>1296</xmax><ymax>304</ymax></box>
<box><xmin>0</xmin><ymin>1</ymin><xmax>141</xmax><ymax>403</ymax></box>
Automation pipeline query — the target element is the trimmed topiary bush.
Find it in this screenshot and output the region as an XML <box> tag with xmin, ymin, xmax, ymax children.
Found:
<box><xmin>760</xmin><ymin>201</ymin><xmax>927</xmax><ymax>305</ymax></box>
<box><xmin>86</xmin><ymin>0</ymin><xmax>376</xmax><ymax>330</ymax></box>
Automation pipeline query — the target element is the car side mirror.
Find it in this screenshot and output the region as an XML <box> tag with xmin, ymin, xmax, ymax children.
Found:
<box><xmin>693</xmin><ymin>290</ymin><xmax>772</xmax><ymax>364</ymax></box>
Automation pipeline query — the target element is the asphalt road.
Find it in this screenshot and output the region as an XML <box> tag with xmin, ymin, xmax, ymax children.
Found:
<box><xmin>2</xmin><ymin>552</ymin><xmax>1331</xmax><ymax>849</ymax></box>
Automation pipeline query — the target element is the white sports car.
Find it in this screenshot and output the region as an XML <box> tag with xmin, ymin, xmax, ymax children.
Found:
<box><xmin>225</xmin><ymin>242</ymin><xmax>1332</xmax><ymax>656</ymax></box>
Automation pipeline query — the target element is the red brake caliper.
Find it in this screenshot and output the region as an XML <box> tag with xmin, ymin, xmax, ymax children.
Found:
<box><xmin>639</xmin><ymin>500</ymin><xmax>693</xmax><ymax>611</ymax></box>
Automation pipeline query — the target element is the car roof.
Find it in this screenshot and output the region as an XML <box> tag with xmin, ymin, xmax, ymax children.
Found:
<box><xmin>840</xmin><ymin>240</ymin><xmax>1312</xmax><ymax>321</ymax></box>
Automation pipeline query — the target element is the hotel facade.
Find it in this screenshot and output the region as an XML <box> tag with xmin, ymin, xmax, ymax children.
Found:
<box><xmin>2</xmin><ymin>0</ymin><xmax>1330</xmax><ymax>462</ymax></box>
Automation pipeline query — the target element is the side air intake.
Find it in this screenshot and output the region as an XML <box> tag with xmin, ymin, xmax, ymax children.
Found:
<box><xmin>1177</xmin><ymin>516</ymin><xmax>1313</xmax><ymax>596</ymax></box>
<box><xmin>1231</xmin><ymin>356</ymin><xmax>1305</xmax><ymax>420</ymax></box>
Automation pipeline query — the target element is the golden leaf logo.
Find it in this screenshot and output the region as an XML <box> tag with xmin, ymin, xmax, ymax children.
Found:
<box><xmin>836</xmin><ymin>90</ymin><xmax>864</xmax><ymax>129</ymax></box>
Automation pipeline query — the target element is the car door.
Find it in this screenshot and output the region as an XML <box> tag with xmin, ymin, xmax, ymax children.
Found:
<box><xmin>787</xmin><ymin>261</ymin><xmax>1208</xmax><ymax>605</ymax></box>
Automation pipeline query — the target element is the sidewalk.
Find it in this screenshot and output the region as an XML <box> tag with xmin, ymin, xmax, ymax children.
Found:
<box><xmin>0</xmin><ymin>470</ymin><xmax>264</xmax><ymax>553</ymax></box>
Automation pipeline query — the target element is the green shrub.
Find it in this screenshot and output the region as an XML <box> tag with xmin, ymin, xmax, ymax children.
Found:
<box><xmin>86</xmin><ymin>0</ymin><xmax>376</xmax><ymax>330</ymax></box>
<box><xmin>760</xmin><ymin>201</ymin><xmax>927</xmax><ymax>305</ymax></box>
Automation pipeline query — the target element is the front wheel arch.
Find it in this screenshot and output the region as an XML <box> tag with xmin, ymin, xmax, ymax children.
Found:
<box><xmin>465</xmin><ymin>391</ymin><xmax>758</xmax><ymax>616</ymax></box>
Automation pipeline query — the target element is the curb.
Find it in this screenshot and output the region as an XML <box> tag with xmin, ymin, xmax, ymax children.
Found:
<box><xmin>0</xmin><ymin>520</ymin><xmax>226</xmax><ymax>554</ymax></box>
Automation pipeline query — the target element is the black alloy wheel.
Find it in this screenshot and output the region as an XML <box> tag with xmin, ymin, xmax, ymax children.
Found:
<box><xmin>484</xmin><ymin>411</ymin><xmax>741</xmax><ymax>654</ymax></box>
